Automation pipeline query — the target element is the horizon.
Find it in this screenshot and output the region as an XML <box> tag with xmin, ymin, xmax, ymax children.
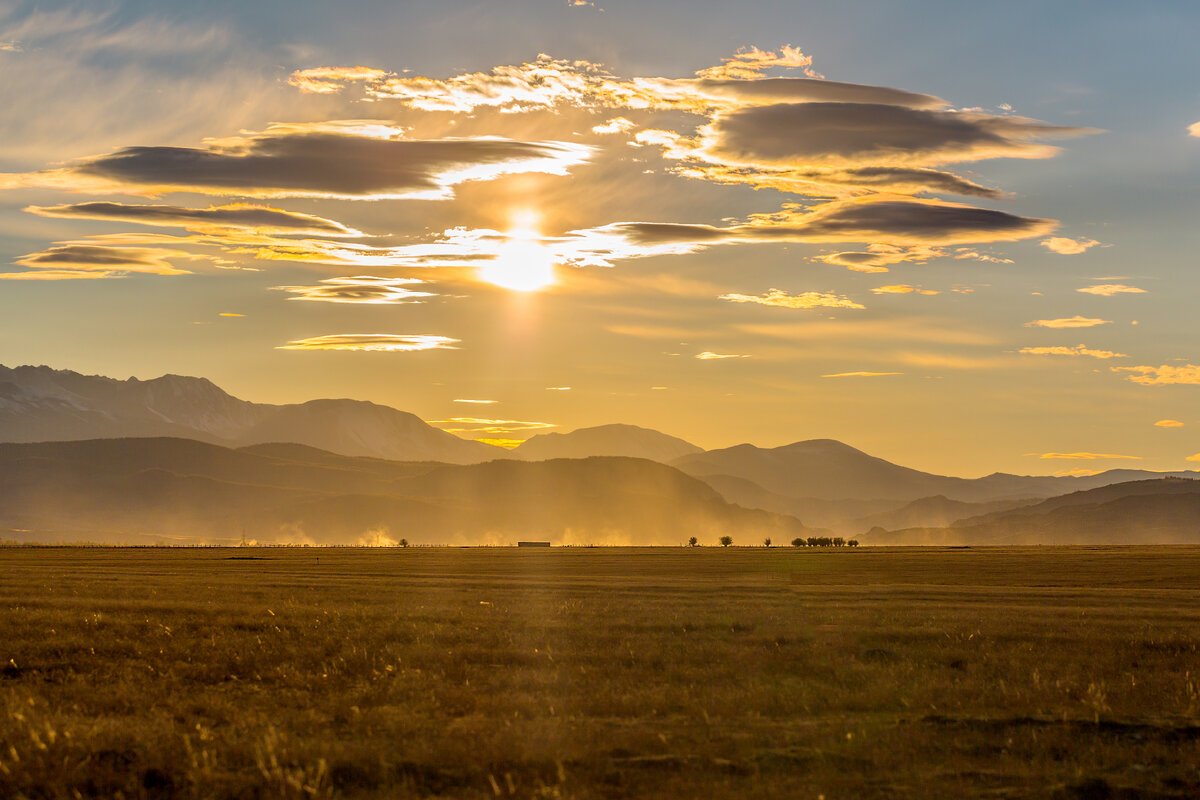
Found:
<box><xmin>3</xmin><ymin>1</ymin><xmax>1200</xmax><ymax>477</ymax></box>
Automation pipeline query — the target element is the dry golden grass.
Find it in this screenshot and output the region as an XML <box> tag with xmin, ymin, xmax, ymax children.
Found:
<box><xmin>1</xmin><ymin>545</ymin><xmax>1198</xmax><ymax>798</ymax></box>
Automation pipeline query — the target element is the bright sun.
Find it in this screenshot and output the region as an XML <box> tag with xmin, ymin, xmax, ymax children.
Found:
<box><xmin>478</xmin><ymin>212</ymin><xmax>556</xmax><ymax>292</ymax></box>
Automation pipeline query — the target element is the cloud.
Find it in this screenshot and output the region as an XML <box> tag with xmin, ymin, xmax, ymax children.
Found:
<box><xmin>1025</xmin><ymin>316</ymin><xmax>1111</xmax><ymax>329</ymax></box>
<box><xmin>276</xmin><ymin>334</ymin><xmax>459</xmax><ymax>352</ymax></box>
<box><xmin>719</xmin><ymin>288</ymin><xmax>864</xmax><ymax>309</ymax></box>
<box><xmin>821</xmin><ymin>371</ymin><xmax>903</xmax><ymax>378</ymax></box>
<box><xmin>287</xmin><ymin>66</ymin><xmax>391</xmax><ymax>94</ymax></box>
<box><xmin>871</xmin><ymin>284</ymin><xmax>939</xmax><ymax>295</ymax></box>
<box><xmin>546</xmin><ymin>386</ymin><xmax>571</xmax><ymax>391</ymax></box>
<box><xmin>25</xmin><ymin>202</ymin><xmax>363</xmax><ymax>236</ymax></box>
<box><xmin>428</xmin><ymin>417</ymin><xmax>555</xmax><ymax>434</ymax></box>
<box><xmin>702</xmin><ymin>103</ymin><xmax>1092</xmax><ymax>171</ymax></box>
<box><xmin>1077</xmin><ymin>284</ymin><xmax>1146</xmax><ymax>296</ymax></box>
<box><xmin>218</xmin><ymin>312</ymin><xmax>245</xmax><ymax>318</ymax></box>
<box><xmin>1034</xmin><ymin>452</ymin><xmax>1142</xmax><ymax>460</ymax></box>
<box><xmin>453</xmin><ymin>399</ymin><xmax>498</xmax><ymax>404</ymax></box>
<box><xmin>591</xmin><ymin>117</ymin><xmax>636</xmax><ymax>134</ymax></box>
<box><xmin>1155</xmin><ymin>419</ymin><xmax>1185</xmax><ymax>428</ymax></box>
<box><xmin>6</xmin><ymin>122</ymin><xmax>592</xmax><ymax>200</ymax></box>
<box><xmin>1019</xmin><ymin>344</ymin><xmax>1126</xmax><ymax>359</ymax></box>
<box><xmin>2</xmin><ymin>244</ymin><xmax>196</xmax><ymax>279</ymax></box>
<box><xmin>696</xmin><ymin>351</ymin><xmax>749</xmax><ymax>359</ymax></box>
<box><xmin>1113</xmin><ymin>364</ymin><xmax>1200</xmax><ymax>386</ymax></box>
<box><xmin>272</xmin><ymin>276</ymin><xmax>436</xmax><ymax>304</ymax></box>
<box><xmin>1189</xmin><ymin>122</ymin><xmax>1200</xmax><ymax>138</ymax></box>
<box><xmin>1041</xmin><ymin>236</ymin><xmax>1100</xmax><ymax>255</ymax></box>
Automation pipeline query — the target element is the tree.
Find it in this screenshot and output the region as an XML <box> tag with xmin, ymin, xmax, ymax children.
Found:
<box><xmin>791</xmin><ymin>538</ymin><xmax>804</xmax><ymax>547</ymax></box>
<box><xmin>763</xmin><ymin>537</ymin><xmax>772</xmax><ymax>548</ymax></box>
<box><xmin>399</xmin><ymin>538</ymin><xmax>409</xmax><ymax>548</ymax></box>
<box><xmin>688</xmin><ymin>536</ymin><xmax>698</xmax><ymax>547</ymax></box>
<box><xmin>847</xmin><ymin>539</ymin><xmax>860</xmax><ymax>547</ymax></box>
<box><xmin>832</xmin><ymin>537</ymin><xmax>845</xmax><ymax>547</ymax></box>
<box><xmin>719</xmin><ymin>535</ymin><xmax>733</xmax><ymax>547</ymax></box>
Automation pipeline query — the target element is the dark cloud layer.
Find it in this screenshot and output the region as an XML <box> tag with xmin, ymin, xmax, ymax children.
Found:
<box><xmin>13</xmin><ymin>125</ymin><xmax>590</xmax><ymax>199</ymax></box>
<box><xmin>708</xmin><ymin>103</ymin><xmax>1093</xmax><ymax>167</ymax></box>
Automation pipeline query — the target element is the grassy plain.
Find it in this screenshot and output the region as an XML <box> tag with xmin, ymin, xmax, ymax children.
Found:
<box><xmin>1</xmin><ymin>546</ymin><xmax>1198</xmax><ymax>799</ymax></box>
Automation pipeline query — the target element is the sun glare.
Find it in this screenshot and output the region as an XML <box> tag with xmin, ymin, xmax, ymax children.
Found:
<box><xmin>479</xmin><ymin>212</ymin><xmax>557</xmax><ymax>292</ymax></box>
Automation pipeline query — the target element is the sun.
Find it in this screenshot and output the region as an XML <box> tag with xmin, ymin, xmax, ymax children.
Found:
<box><xmin>478</xmin><ymin>212</ymin><xmax>557</xmax><ymax>292</ymax></box>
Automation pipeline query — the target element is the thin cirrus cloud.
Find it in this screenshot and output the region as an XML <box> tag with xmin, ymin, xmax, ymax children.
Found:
<box><xmin>25</xmin><ymin>202</ymin><xmax>363</xmax><ymax>236</ymax></box>
<box><xmin>272</xmin><ymin>277</ymin><xmax>436</xmax><ymax>304</ymax></box>
<box><xmin>453</xmin><ymin>399</ymin><xmax>498</xmax><ymax>404</ymax></box>
<box><xmin>872</xmin><ymin>284</ymin><xmax>939</xmax><ymax>295</ymax></box>
<box><xmin>427</xmin><ymin>417</ymin><xmax>556</xmax><ymax>435</ymax></box>
<box><xmin>1040</xmin><ymin>236</ymin><xmax>1100</xmax><ymax>255</ymax></box>
<box><xmin>2</xmin><ymin>244</ymin><xmax>198</xmax><ymax>279</ymax></box>
<box><xmin>3</xmin><ymin>121</ymin><xmax>592</xmax><ymax>200</ymax></box>
<box><xmin>276</xmin><ymin>334</ymin><xmax>459</xmax><ymax>352</ymax></box>
<box><xmin>696</xmin><ymin>351</ymin><xmax>749</xmax><ymax>359</ymax></box>
<box><xmin>718</xmin><ymin>288</ymin><xmax>864</xmax><ymax>310</ymax></box>
<box><xmin>1113</xmin><ymin>364</ymin><xmax>1200</xmax><ymax>386</ymax></box>
<box><xmin>822</xmin><ymin>371</ymin><xmax>903</xmax><ymax>378</ymax></box>
<box><xmin>1077</xmin><ymin>284</ymin><xmax>1146</xmax><ymax>296</ymax></box>
<box><xmin>1025</xmin><ymin>316</ymin><xmax>1111</xmax><ymax>329</ymax></box>
<box><xmin>1019</xmin><ymin>344</ymin><xmax>1126</xmax><ymax>359</ymax></box>
<box><xmin>1033</xmin><ymin>452</ymin><xmax>1142</xmax><ymax>460</ymax></box>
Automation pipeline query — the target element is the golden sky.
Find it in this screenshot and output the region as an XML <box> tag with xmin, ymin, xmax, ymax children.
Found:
<box><xmin>2</xmin><ymin>1</ymin><xmax>1199</xmax><ymax>476</ymax></box>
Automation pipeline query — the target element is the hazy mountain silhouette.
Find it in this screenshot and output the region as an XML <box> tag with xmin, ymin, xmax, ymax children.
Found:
<box><xmin>512</xmin><ymin>424</ymin><xmax>702</xmax><ymax>462</ymax></box>
<box><xmin>866</xmin><ymin>478</ymin><xmax>1200</xmax><ymax>545</ymax></box>
<box><xmin>0</xmin><ymin>437</ymin><xmax>810</xmax><ymax>546</ymax></box>
<box><xmin>850</xmin><ymin>495</ymin><xmax>1039</xmax><ymax>534</ymax></box>
<box><xmin>673</xmin><ymin>439</ymin><xmax>1200</xmax><ymax>507</ymax></box>
<box><xmin>0</xmin><ymin>364</ymin><xmax>500</xmax><ymax>463</ymax></box>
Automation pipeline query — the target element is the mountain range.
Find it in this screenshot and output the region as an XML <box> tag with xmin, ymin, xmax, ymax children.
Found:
<box><xmin>3</xmin><ymin>363</ymin><xmax>1198</xmax><ymax>544</ymax></box>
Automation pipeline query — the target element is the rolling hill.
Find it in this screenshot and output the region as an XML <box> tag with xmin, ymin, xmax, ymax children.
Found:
<box><xmin>512</xmin><ymin>423</ymin><xmax>702</xmax><ymax>462</ymax></box>
<box><xmin>0</xmin><ymin>437</ymin><xmax>810</xmax><ymax>546</ymax></box>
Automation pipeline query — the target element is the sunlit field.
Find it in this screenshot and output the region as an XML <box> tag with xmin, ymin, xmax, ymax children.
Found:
<box><xmin>2</xmin><ymin>546</ymin><xmax>1198</xmax><ymax>799</ymax></box>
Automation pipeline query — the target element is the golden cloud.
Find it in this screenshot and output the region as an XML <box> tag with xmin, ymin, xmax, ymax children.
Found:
<box><xmin>821</xmin><ymin>371</ymin><xmax>903</xmax><ymax>378</ymax></box>
<box><xmin>453</xmin><ymin>399</ymin><xmax>498</xmax><ymax>404</ymax></box>
<box><xmin>871</xmin><ymin>284</ymin><xmax>939</xmax><ymax>295</ymax></box>
<box><xmin>276</xmin><ymin>334</ymin><xmax>459</xmax><ymax>352</ymax></box>
<box><xmin>272</xmin><ymin>276</ymin><xmax>436</xmax><ymax>304</ymax></box>
<box><xmin>1077</xmin><ymin>284</ymin><xmax>1146</xmax><ymax>296</ymax></box>
<box><xmin>1019</xmin><ymin>344</ymin><xmax>1126</xmax><ymax>359</ymax></box>
<box><xmin>719</xmin><ymin>288</ymin><xmax>864</xmax><ymax>309</ymax></box>
<box><xmin>3</xmin><ymin>244</ymin><xmax>197</xmax><ymax>279</ymax></box>
<box><xmin>287</xmin><ymin>66</ymin><xmax>390</xmax><ymax>94</ymax></box>
<box><xmin>1113</xmin><ymin>364</ymin><xmax>1200</xmax><ymax>386</ymax></box>
<box><xmin>1040</xmin><ymin>236</ymin><xmax>1100</xmax><ymax>255</ymax></box>
<box><xmin>1024</xmin><ymin>316</ymin><xmax>1111</xmax><ymax>328</ymax></box>
<box><xmin>1155</xmin><ymin>419</ymin><xmax>1185</xmax><ymax>428</ymax></box>
<box><xmin>26</xmin><ymin>202</ymin><xmax>363</xmax><ymax>236</ymax></box>
<box><xmin>696</xmin><ymin>351</ymin><xmax>750</xmax><ymax>359</ymax></box>
<box><xmin>1034</xmin><ymin>452</ymin><xmax>1142</xmax><ymax>460</ymax></box>
<box><xmin>428</xmin><ymin>417</ymin><xmax>555</xmax><ymax>434</ymax></box>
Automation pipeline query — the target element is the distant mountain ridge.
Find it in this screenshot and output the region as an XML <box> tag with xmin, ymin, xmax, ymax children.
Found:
<box><xmin>512</xmin><ymin>424</ymin><xmax>702</xmax><ymax>462</ymax></box>
<box><xmin>0</xmin><ymin>364</ymin><xmax>499</xmax><ymax>463</ymax></box>
<box><xmin>0</xmin><ymin>437</ymin><xmax>811</xmax><ymax>546</ymax></box>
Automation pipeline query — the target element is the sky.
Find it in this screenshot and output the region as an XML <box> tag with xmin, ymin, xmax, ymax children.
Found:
<box><xmin>2</xmin><ymin>0</ymin><xmax>1199</xmax><ymax>477</ymax></box>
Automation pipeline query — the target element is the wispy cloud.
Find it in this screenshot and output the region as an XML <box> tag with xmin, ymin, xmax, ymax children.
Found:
<box><xmin>871</xmin><ymin>284</ymin><xmax>939</xmax><ymax>295</ymax></box>
<box><xmin>428</xmin><ymin>417</ymin><xmax>555</xmax><ymax>435</ymax></box>
<box><xmin>3</xmin><ymin>244</ymin><xmax>197</xmax><ymax>279</ymax></box>
<box><xmin>822</xmin><ymin>371</ymin><xmax>903</xmax><ymax>378</ymax></box>
<box><xmin>276</xmin><ymin>334</ymin><xmax>458</xmax><ymax>352</ymax></box>
<box><xmin>719</xmin><ymin>288</ymin><xmax>864</xmax><ymax>309</ymax></box>
<box><xmin>1025</xmin><ymin>316</ymin><xmax>1111</xmax><ymax>328</ymax></box>
<box><xmin>273</xmin><ymin>276</ymin><xmax>435</xmax><ymax>304</ymax></box>
<box><xmin>1077</xmin><ymin>284</ymin><xmax>1145</xmax><ymax>296</ymax></box>
<box><xmin>26</xmin><ymin>202</ymin><xmax>363</xmax><ymax>236</ymax></box>
<box><xmin>1033</xmin><ymin>452</ymin><xmax>1142</xmax><ymax>460</ymax></box>
<box><xmin>453</xmin><ymin>399</ymin><xmax>498</xmax><ymax>404</ymax></box>
<box><xmin>1040</xmin><ymin>236</ymin><xmax>1100</xmax><ymax>255</ymax></box>
<box><xmin>1113</xmin><ymin>364</ymin><xmax>1200</xmax><ymax>386</ymax></box>
<box><xmin>696</xmin><ymin>351</ymin><xmax>749</xmax><ymax>359</ymax></box>
<box><xmin>1155</xmin><ymin>419</ymin><xmax>1184</xmax><ymax>427</ymax></box>
<box><xmin>1019</xmin><ymin>344</ymin><xmax>1126</xmax><ymax>359</ymax></box>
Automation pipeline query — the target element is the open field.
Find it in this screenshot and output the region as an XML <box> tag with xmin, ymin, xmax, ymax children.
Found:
<box><xmin>1</xmin><ymin>546</ymin><xmax>1198</xmax><ymax>799</ymax></box>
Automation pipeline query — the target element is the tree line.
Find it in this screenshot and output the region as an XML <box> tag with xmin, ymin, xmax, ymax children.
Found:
<box><xmin>687</xmin><ymin>536</ymin><xmax>860</xmax><ymax>547</ymax></box>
